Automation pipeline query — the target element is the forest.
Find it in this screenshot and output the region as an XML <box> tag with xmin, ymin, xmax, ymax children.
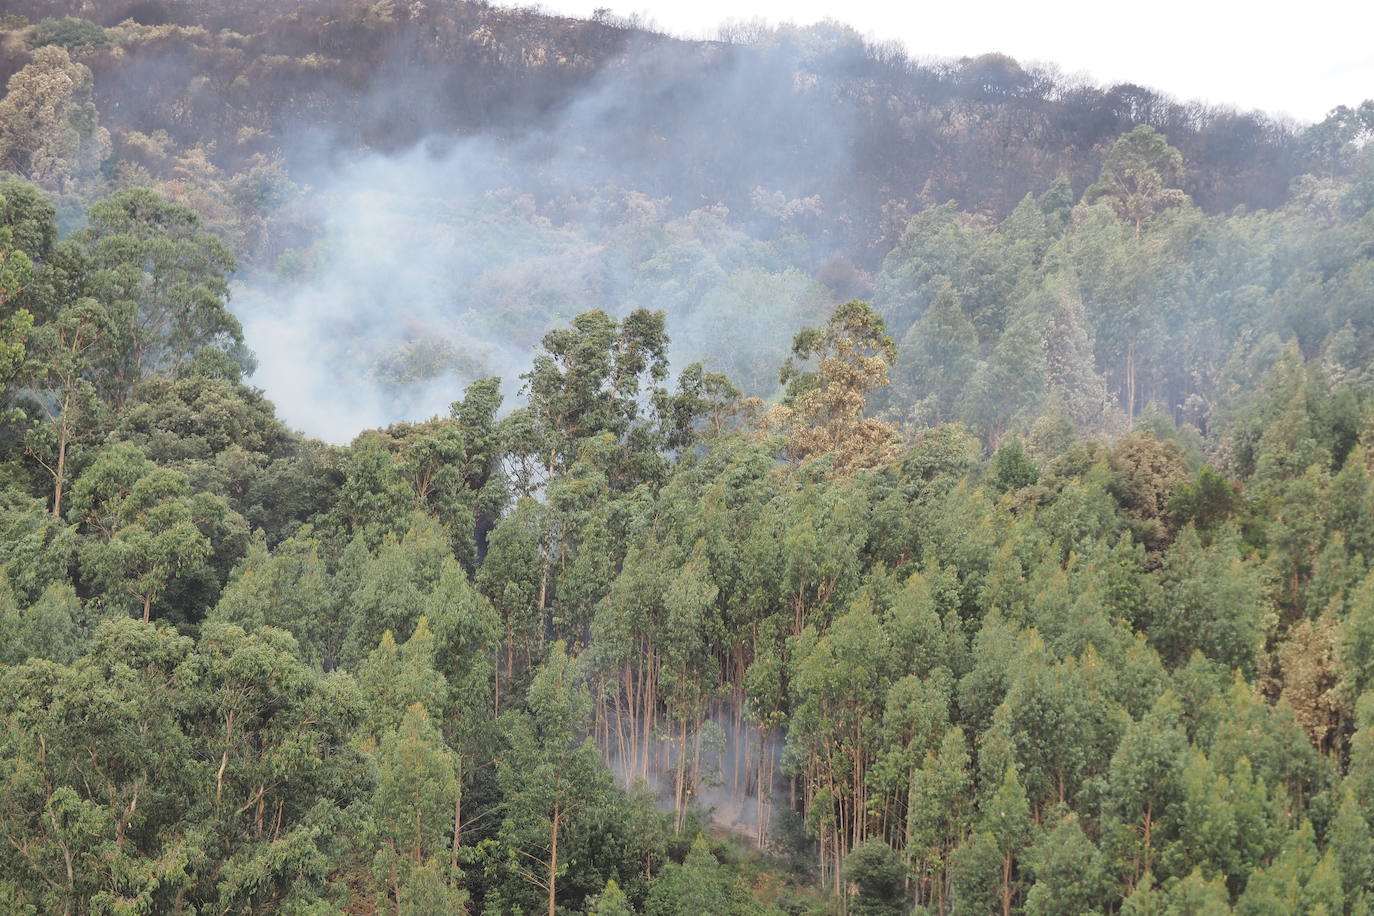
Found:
<box><xmin>3</xmin><ymin>1</ymin><xmax>1374</xmax><ymax>914</ymax></box>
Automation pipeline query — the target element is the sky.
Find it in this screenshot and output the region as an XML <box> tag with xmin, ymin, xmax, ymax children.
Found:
<box><xmin>536</xmin><ymin>0</ymin><xmax>1373</xmax><ymax>124</ymax></box>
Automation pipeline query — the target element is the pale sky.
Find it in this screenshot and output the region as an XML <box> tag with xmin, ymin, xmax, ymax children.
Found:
<box><xmin>537</xmin><ymin>0</ymin><xmax>1374</xmax><ymax>124</ymax></box>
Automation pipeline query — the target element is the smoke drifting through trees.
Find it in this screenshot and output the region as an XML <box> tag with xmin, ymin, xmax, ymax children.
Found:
<box><xmin>0</xmin><ymin>2</ymin><xmax>1319</xmax><ymax>443</ymax></box>
<box><xmin>9</xmin><ymin>6</ymin><xmax>1374</xmax><ymax>912</ymax></box>
<box><xmin>599</xmin><ymin>703</ymin><xmax>786</xmax><ymax>842</ymax></box>
<box><xmin>236</xmin><ymin>35</ymin><xmax>858</xmax><ymax>441</ymax></box>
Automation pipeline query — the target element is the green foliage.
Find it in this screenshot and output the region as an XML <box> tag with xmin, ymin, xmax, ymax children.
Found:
<box><xmin>0</xmin><ymin>578</ymin><xmax>84</xmax><ymax>666</ymax></box>
<box><xmin>1149</xmin><ymin>527</ymin><xmax>1269</xmax><ymax>674</ymax></box>
<box><xmin>1170</xmin><ymin>467</ymin><xmax>1240</xmax><ymax>535</ymax></box>
<box><xmin>29</xmin><ymin>18</ymin><xmax>109</xmax><ymax>52</ymax></box>
<box><xmin>1084</xmin><ymin>125</ymin><xmax>1190</xmax><ymax>235</ymax></box>
<box><xmin>369</xmin><ymin>704</ymin><xmax>462</xmax><ymax>903</ymax></box>
<box><xmin>843</xmin><ymin>839</ymin><xmax>908</xmax><ymax>915</ymax></box>
<box><xmin>589</xmin><ymin>878</ymin><xmax>634</xmax><ymax>915</ymax></box>
<box><xmin>990</xmin><ymin>436</ymin><xmax>1039</xmax><ymax>492</ymax></box>
<box><xmin>68</xmin><ymin>442</ymin><xmax>216</xmax><ymax>621</ymax></box>
<box><xmin>76</xmin><ymin>188</ymin><xmax>244</xmax><ymax>398</ymax></box>
<box><xmin>646</xmin><ymin>835</ymin><xmax>759</xmax><ymax>916</ymax></box>
<box><xmin>2</xmin><ymin>72</ymin><xmax>1374</xmax><ymax>916</ymax></box>
<box><xmin>1024</xmin><ymin>811</ymin><xmax>1105</xmax><ymax>916</ymax></box>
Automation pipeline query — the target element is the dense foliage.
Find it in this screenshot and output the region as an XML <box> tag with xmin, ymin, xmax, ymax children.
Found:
<box><xmin>4</xmin><ymin>2</ymin><xmax>1374</xmax><ymax>914</ymax></box>
<box><xmin>4</xmin><ymin>2</ymin><xmax>1370</xmax><ymax>429</ymax></box>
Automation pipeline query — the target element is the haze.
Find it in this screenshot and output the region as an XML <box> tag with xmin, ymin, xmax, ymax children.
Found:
<box><xmin>542</xmin><ymin>0</ymin><xmax>1374</xmax><ymax>123</ymax></box>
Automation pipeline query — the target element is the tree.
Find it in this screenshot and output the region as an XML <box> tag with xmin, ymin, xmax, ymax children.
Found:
<box><xmin>369</xmin><ymin>704</ymin><xmax>463</xmax><ymax>910</ymax></box>
<box><xmin>790</xmin><ymin>600</ymin><xmax>894</xmax><ymax>893</ymax></box>
<box><xmin>189</xmin><ymin>621</ymin><xmax>365</xmax><ymax>911</ymax></box>
<box><xmin>1105</xmin><ymin>692</ymin><xmax>1186</xmax><ymax>886</ymax></box>
<box><xmin>75</xmin><ymin>189</ymin><xmax>243</xmax><ymax>401</ymax></box>
<box><xmin>356</xmin><ymin>620</ymin><xmax>450</xmax><ymax>744</ymax></box>
<box><xmin>1277</xmin><ymin>613</ymin><xmax>1342</xmax><ymax>754</ymax></box>
<box><xmin>844</xmin><ymin>839</ymin><xmax>908</xmax><ymax>916</ymax></box>
<box><xmin>1339</xmin><ymin>572</ymin><xmax>1374</xmax><ymax>703</ymax></box>
<box><xmin>109</xmin><ymin>372</ymin><xmax>294</xmax><ymax>502</ymax></box>
<box><xmin>1149</xmin><ymin>527</ymin><xmax>1268</xmax><ymax>675</ymax></box>
<box><xmin>1151</xmin><ymin>869</ymin><xmax>1231</xmax><ymax>915</ymax></box>
<box><xmin>67</xmin><ymin>443</ymin><xmax>215</xmax><ymax>622</ymax></box>
<box><xmin>658</xmin><ymin>546</ymin><xmax>722</xmax><ymax>829</ymax></box>
<box><xmin>990</xmin><ymin>437</ymin><xmax>1039</xmax><ymax>492</ymax></box>
<box><xmin>0</xmin><ymin>618</ymin><xmax>196</xmax><ymax>911</ymax></box>
<box><xmin>0</xmin><ymin>181</ymin><xmax>40</xmax><ymax>398</ymax></box>
<box><xmin>497</xmin><ymin>643</ymin><xmax>608</xmax><ymax>916</ymax></box>
<box><xmin>958</xmin><ymin>311</ymin><xmax>1047</xmax><ymax>445</ymax></box>
<box><xmin>21</xmin><ymin>297</ymin><xmax>113</xmax><ymax>516</ymax></box>
<box><xmin>774</xmin><ymin>300</ymin><xmax>899</xmax><ymax>473</ymax></box>
<box><xmin>1303</xmin><ymin>102</ymin><xmax>1374</xmax><ymax>178</ymax></box>
<box><xmin>477</xmin><ymin>497</ymin><xmax>547</xmax><ymax>711</ymax></box>
<box><xmin>1038</xmin><ymin>272</ymin><xmax>1111</xmax><ymax>429</ymax></box>
<box><xmin>0</xmin><ymin>46</ymin><xmax>109</xmax><ymax>193</ymax></box>
<box><xmin>659</xmin><ymin>361</ymin><xmax>754</xmax><ymax>445</ymax></box>
<box><xmin>1169</xmin><ymin>467</ymin><xmax>1239</xmax><ymax>535</ymax></box>
<box><xmin>1330</xmin><ymin>786</ymin><xmax>1373</xmax><ymax>899</ymax></box>
<box><xmin>906</xmin><ymin>727</ymin><xmax>972</xmax><ymax>911</ymax></box>
<box><xmin>1085</xmin><ymin>126</ymin><xmax>1189</xmax><ymax>237</ymax></box>
<box><xmin>980</xmin><ymin>765</ymin><xmax>1033</xmax><ymax>916</ymax></box>
<box><xmin>588</xmin><ymin>878</ymin><xmax>634</xmax><ymax>916</ymax></box>
<box><xmin>1023</xmin><ymin>812</ymin><xmax>1103</xmax><ymax>916</ymax></box>
<box><xmin>1109</xmin><ymin>433</ymin><xmax>1189</xmax><ymax>557</ymax></box>
<box><xmin>1161</xmin><ymin>750</ymin><xmax>1276</xmax><ymax>893</ymax></box>
<box><xmin>29</xmin><ymin>18</ymin><xmax>110</xmax><ymax>53</ymax></box>
<box><xmin>364</xmin><ymin>377</ymin><xmax>506</xmax><ymax>569</ymax></box>
<box><xmin>899</xmin><ymin>282</ymin><xmax>977</xmax><ymax>421</ymax></box>
<box><xmin>341</xmin><ymin>514</ymin><xmax>452</xmax><ymax>663</ymax></box>
<box><xmin>1235</xmin><ymin>820</ymin><xmax>1327</xmax><ymax>914</ymax></box>
<box><xmin>505</xmin><ymin>308</ymin><xmax>670</xmax><ymax>492</ymax></box>
<box><xmin>645</xmin><ymin>835</ymin><xmax>753</xmax><ymax>916</ymax></box>
<box><xmin>987</xmin><ymin>650</ymin><xmax>1120</xmax><ymax>815</ymax></box>
<box><xmin>210</xmin><ymin>531</ymin><xmax>334</xmax><ymax>658</ymax></box>
<box><xmin>874</xmin><ymin>203</ymin><xmax>982</xmax><ymax>341</ymax></box>
<box><xmin>951</xmin><ymin>831</ymin><xmax>1006</xmax><ymax>916</ymax></box>
<box><xmin>0</xmin><ymin>579</ymin><xmax>84</xmax><ymax>667</ymax></box>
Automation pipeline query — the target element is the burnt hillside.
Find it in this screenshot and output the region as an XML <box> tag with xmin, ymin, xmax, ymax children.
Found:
<box><xmin>1</xmin><ymin>0</ymin><xmax>1309</xmax><ymax>265</ymax></box>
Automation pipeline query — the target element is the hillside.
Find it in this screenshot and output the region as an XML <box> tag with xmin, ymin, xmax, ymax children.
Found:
<box><xmin>0</xmin><ymin>0</ymin><xmax>1312</xmax><ymax>264</ymax></box>
<box><xmin>5</xmin><ymin>0</ymin><xmax>1361</xmax><ymax>439</ymax></box>
<box><xmin>2</xmin><ymin>2</ymin><xmax>1374</xmax><ymax>914</ymax></box>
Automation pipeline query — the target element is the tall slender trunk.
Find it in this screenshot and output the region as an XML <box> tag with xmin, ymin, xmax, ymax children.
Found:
<box><xmin>538</xmin><ymin>558</ymin><xmax>549</xmax><ymax>635</ymax></box>
<box><xmin>1126</xmin><ymin>336</ymin><xmax>1137</xmax><ymax>419</ymax></box>
<box><xmin>691</xmin><ymin>717</ymin><xmax>704</xmax><ymax>801</ymax></box>
<box><xmin>51</xmin><ymin>418</ymin><xmax>68</xmax><ymax>517</ymax></box>
<box><xmin>643</xmin><ymin>656</ymin><xmax>657</xmax><ymax>783</ymax></box>
<box><xmin>757</xmin><ymin>733</ymin><xmax>777</xmax><ymax>848</ymax></box>
<box><xmin>1002</xmin><ymin>851</ymin><xmax>1013</xmax><ymax>916</ymax></box>
<box><xmin>451</xmin><ymin>757</ymin><xmax>463</xmax><ymax>879</ymax></box>
<box><xmin>732</xmin><ymin>716</ymin><xmax>743</xmax><ymax>799</ymax></box>
<box><xmin>547</xmin><ymin>796</ymin><xmax>560</xmax><ymax>916</ymax></box>
<box><xmin>625</xmin><ymin>663</ymin><xmax>639</xmax><ymax>779</ymax></box>
<box><xmin>674</xmin><ymin>717</ymin><xmax>688</xmax><ymax>831</ymax></box>
<box><xmin>1142</xmin><ymin>801</ymin><xmax>1153</xmax><ymax>881</ymax></box>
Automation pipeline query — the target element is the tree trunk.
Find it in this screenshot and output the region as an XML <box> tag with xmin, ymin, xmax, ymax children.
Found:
<box><xmin>674</xmin><ymin>717</ymin><xmax>688</xmax><ymax>831</ymax></box>
<box><xmin>1002</xmin><ymin>850</ymin><xmax>1014</xmax><ymax>916</ymax></box>
<box><xmin>51</xmin><ymin>422</ymin><xmax>67</xmax><ymax>517</ymax></box>
<box><xmin>1126</xmin><ymin>336</ymin><xmax>1137</xmax><ymax>419</ymax></box>
<box><xmin>548</xmin><ymin>797</ymin><xmax>560</xmax><ymax>916</ymax></box>
<box><xmin>452</xmin><ymin>796</ymin><xmax>462</xmax><ymax>879</ymax></box>
<box><xmin>1142</xmin><ymin>802</ymin><xmax>1153</xmax><ymax>880</ymax></box>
